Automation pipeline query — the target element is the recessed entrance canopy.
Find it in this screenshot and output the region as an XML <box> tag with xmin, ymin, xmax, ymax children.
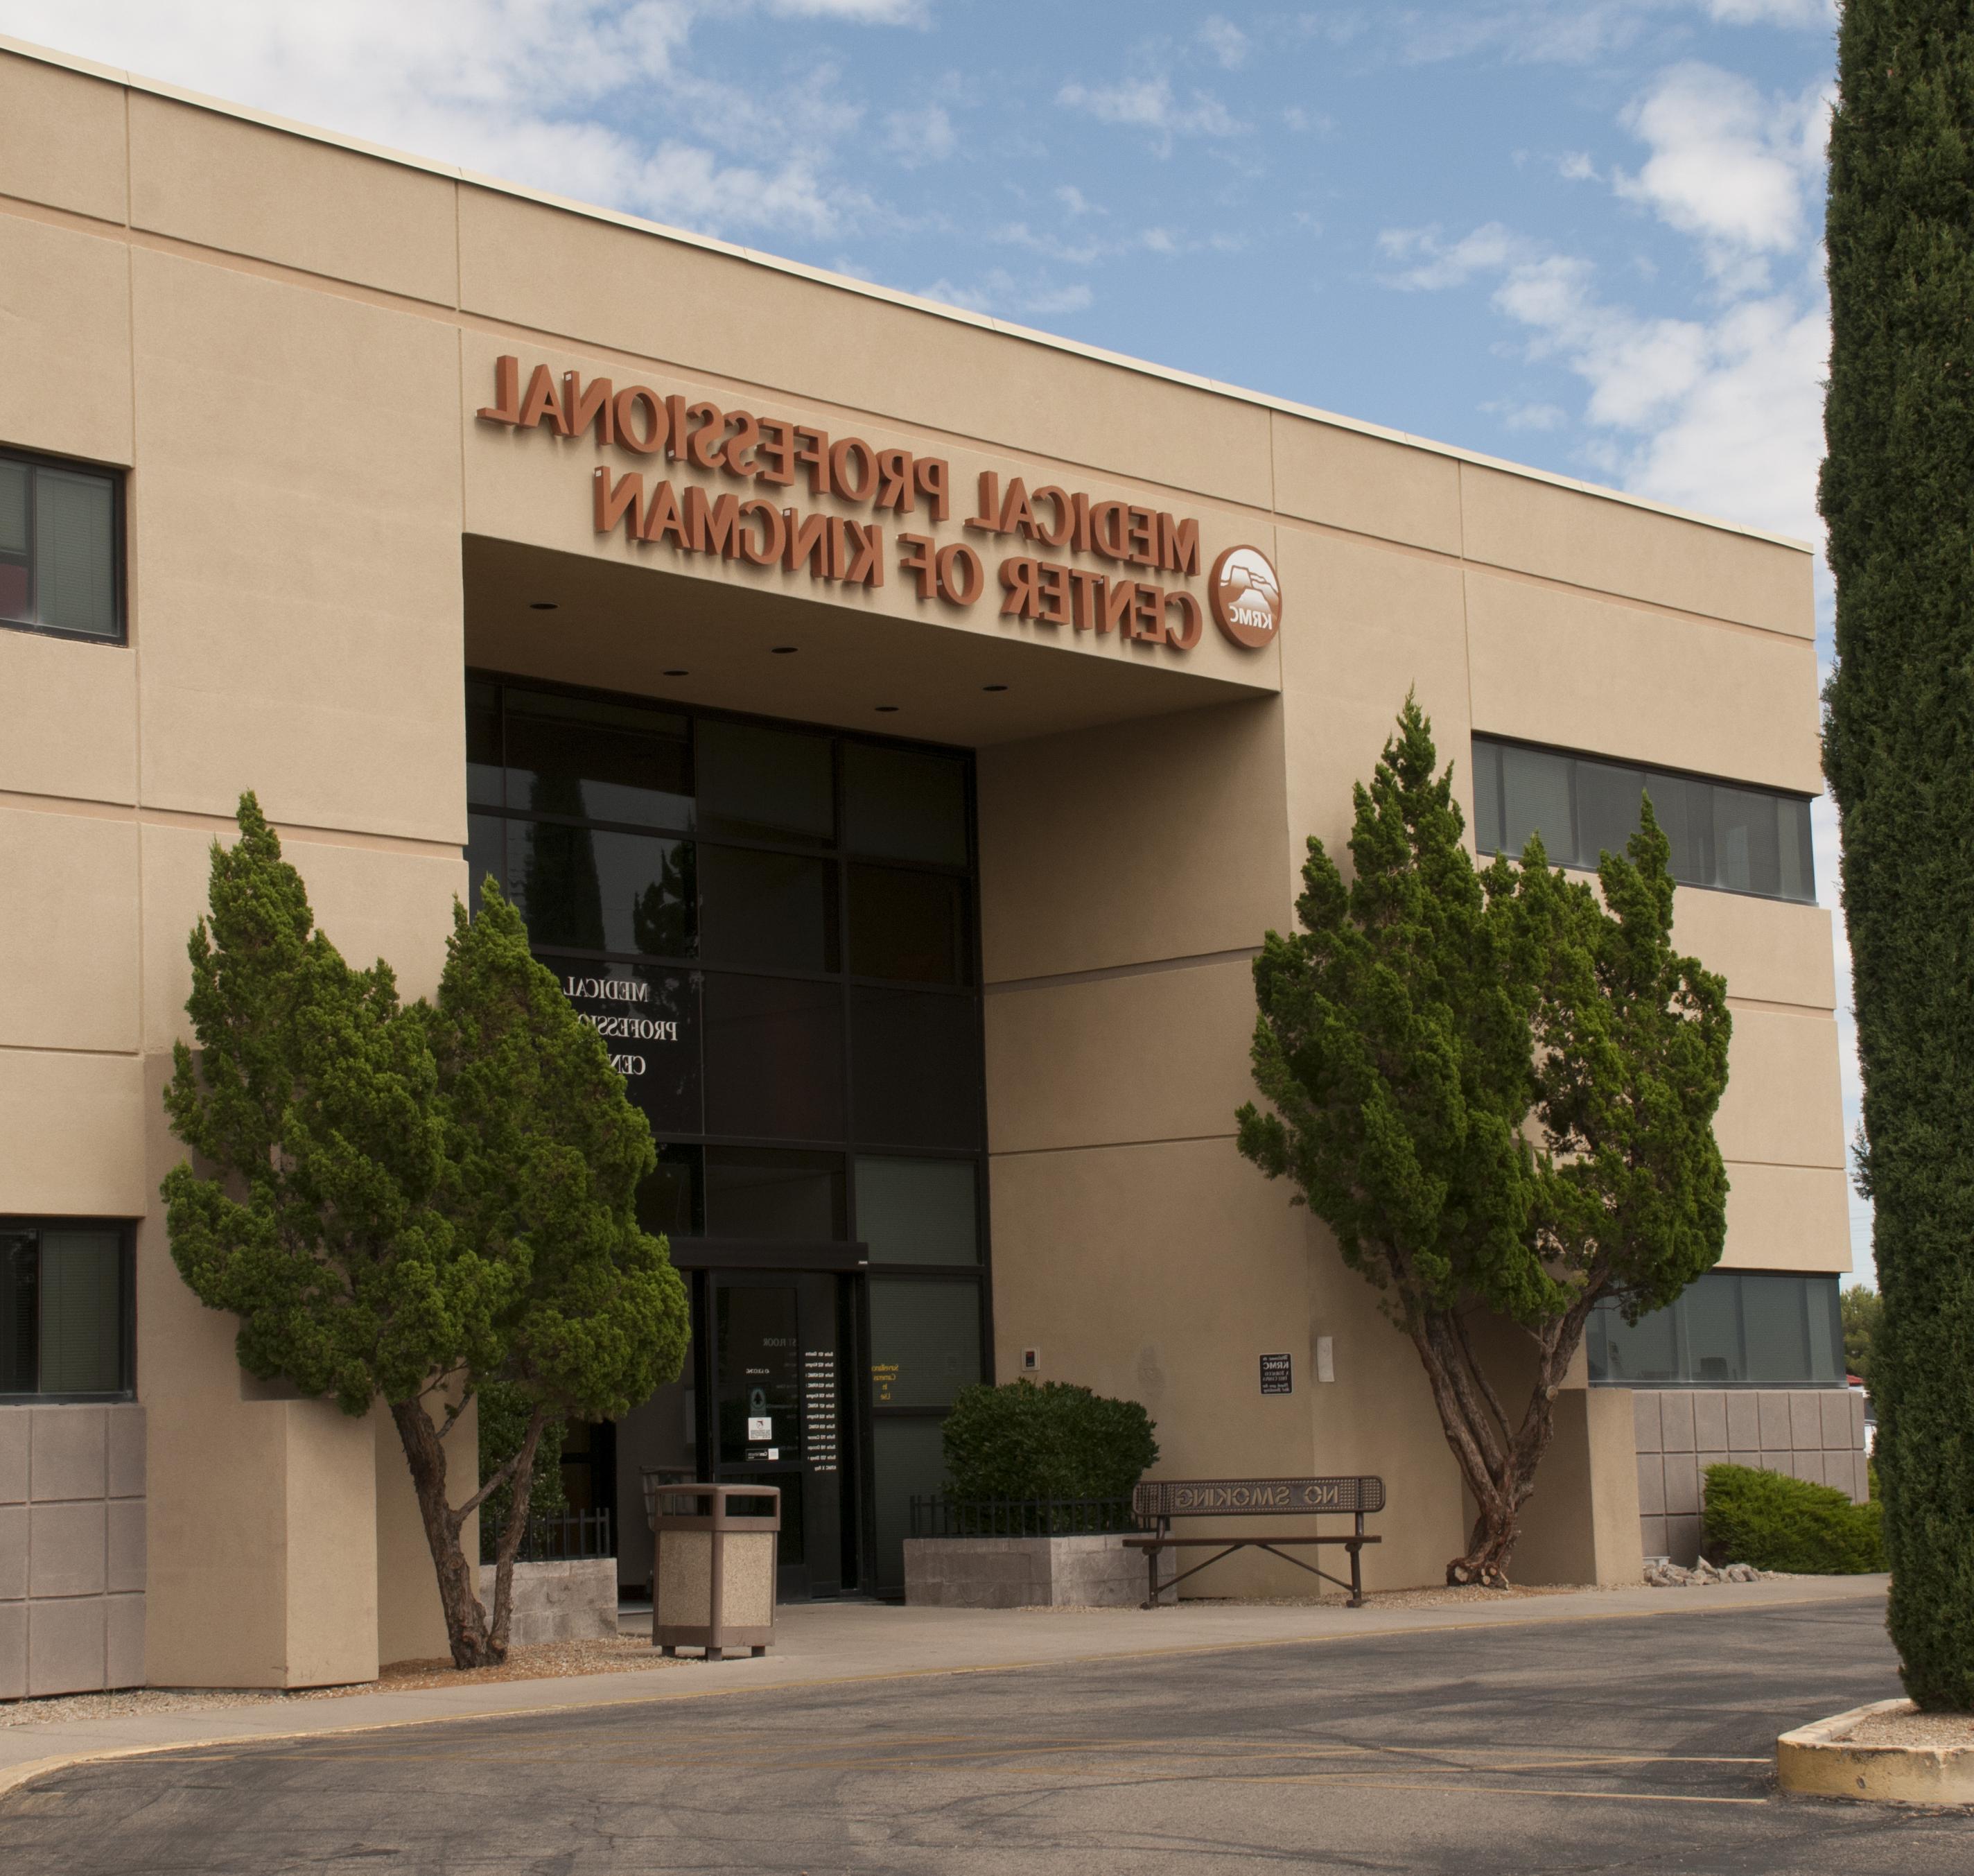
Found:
<box><xmin>464</xmin><ymin>535</ymin><xmax>1278</xmax><ymax>749</ymax></box>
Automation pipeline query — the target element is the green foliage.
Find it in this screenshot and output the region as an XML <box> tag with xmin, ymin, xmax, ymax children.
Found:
<box><xmin>1821</xmin><ymin>0</ymin><xmax>1974</xmax><ymax>1708</ymax></box>
<box><xmin>1235</xmin><ymin>700</ymin><xmax>1730</xmax><ymax>1583</ymax></box>
<box><xmin>478</xmin><ymin>1379</ymin><xmax>566</xmax><ymax>1541</ymax></box>
<box><xmin>161</xmin><ymin>798</ymin><xmax>688</xmax><ymax>1661</ymax></box>
<box><xmin>1703</xmin><ymin>1464</ymin><xmax>1886</xmax><ymax>1576</ymax></box>
<box><xmin>1840</xmin><ymin>1286</ymin><xmax>1882</xmax><ymax>1389</ymax></box>
<box><xmin>941</xmin><ymin>1379</ymin><xmax>1158</xmax><ymax>1504</ymax></box>
<box><xmin>161</xmin><ymin>795</ymin><xmax>460</xmax><ymax>1414</ymax></box>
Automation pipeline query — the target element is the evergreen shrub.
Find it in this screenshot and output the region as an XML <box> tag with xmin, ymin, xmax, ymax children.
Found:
<box><xmin>1702</xmin><ymin>1463</ymin><xmax>1885</xmax><ymax>1574</ymax></box>
<box><xmin>941</xmin><ymin>1380</ymin><xmax>1158</xmax><ymax>1504</ymax></box>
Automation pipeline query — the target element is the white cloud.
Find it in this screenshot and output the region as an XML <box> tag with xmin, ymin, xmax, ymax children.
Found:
<box><xmin>882</xmin><ymin>102</ymin><xmax>955</xmax><ymax>167</ymax></box>
<box><xmin>1482</xmin><ymin>398</ymin><xmax>1571</xmax><ymax>431</ymax></box>
<box><xmin>0</xmin><ymin>0</ymin><xmax>907</xmax><ymax>239</ymax></box>
<box><xmin>1198</xmin><ymin>15</ymin><xmax>1248</xmax><ymax>69</ymax></box>
<box><xmin>1705</xmin><ymin>0</ymin><xmax>1833</xmax><ymax>24</ymax></box>
<box><xmin>1056</xmin><ymin>74</ymin><xmax>1246</xmax><ymax>150</ymax></box>
<box><xmin>1558</xmin><ymin>151</ymin><xmax>1599</xmax><ymax>182</ymax></box>
<box><xmin>1614</xmin><ymin>62</ymin><xmax>1831</xmax><ymax>282</ymax></box>
<box><xmin>1055</xmin><ymin>184</ymin><xmax>1103</xmax><ymax>218</ymax></box>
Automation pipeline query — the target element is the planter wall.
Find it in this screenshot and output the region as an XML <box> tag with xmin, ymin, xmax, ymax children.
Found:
<box><xmin>904</xmin><ymin>1534</ymin><xmax>1174</xmax><ymax>1608</ymax></box>
<box><xmin>475</xmin><ymin>1558</ymin><xmax>618</xmax><ymax>1647</ymax></box>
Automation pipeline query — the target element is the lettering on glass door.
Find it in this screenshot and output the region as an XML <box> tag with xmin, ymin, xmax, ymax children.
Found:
<box><xmin>803</xmin><ymin>1350</ymin><xmax>839</xmax><ymax>1474</ymax></box>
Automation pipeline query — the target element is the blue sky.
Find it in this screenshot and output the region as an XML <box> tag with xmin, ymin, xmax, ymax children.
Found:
<box><xmin>0</xmin><ymin>0</ymin><xmax>1864</xmax><ymax>1269</ymax></box>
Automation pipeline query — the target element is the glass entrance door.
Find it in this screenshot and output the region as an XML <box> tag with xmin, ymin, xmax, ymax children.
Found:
<box><xmin>708</xmin><ymin>1271</ymin><xmax>853</xmax><ymax>1600</ymax></box>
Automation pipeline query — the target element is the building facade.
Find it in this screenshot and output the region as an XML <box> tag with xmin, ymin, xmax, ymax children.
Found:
<box><xmin>0</xmin><ymin>36</ymin><xmax>1855</xmax><ymax>1696</ymax></box>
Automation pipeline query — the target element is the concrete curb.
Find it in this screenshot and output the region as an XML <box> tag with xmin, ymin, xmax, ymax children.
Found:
<box><xmin>1776</xmin><ymin>1698</ymin><xmax>1974</xmax><ymax>1806</ymax></box>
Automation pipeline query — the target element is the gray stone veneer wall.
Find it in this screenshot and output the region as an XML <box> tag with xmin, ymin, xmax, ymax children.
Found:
<box><xmin>0</xmin><ymin>1405</ymin><xmax>146</xmax><ymax>1698</ymax></box>
<box><xmin>1632</xmin><ymin>1389</ymin><xmax>1868</xmax><ymax>1566</ymax></box>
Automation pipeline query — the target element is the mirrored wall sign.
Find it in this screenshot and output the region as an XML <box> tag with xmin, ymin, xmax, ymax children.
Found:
<box><xmin>554</xmin><ymin>962</ymin><xmax>703</xmax><ymax>1134</ymax></box>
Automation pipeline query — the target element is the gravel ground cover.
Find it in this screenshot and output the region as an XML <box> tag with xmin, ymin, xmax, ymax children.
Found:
<box><xmin>1846</xmin><ymin>1705</ymin><xmax>1974</xmax><ymax>1749</ymax></box>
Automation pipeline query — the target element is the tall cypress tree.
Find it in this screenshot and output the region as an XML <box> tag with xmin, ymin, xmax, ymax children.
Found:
<box><xmin>1822</xmin><ymin>1</ymin><xmax>1974</xmax><ymax>1711</ymax></box>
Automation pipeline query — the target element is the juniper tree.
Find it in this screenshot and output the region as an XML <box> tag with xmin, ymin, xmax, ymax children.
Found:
<box><xmin>162</xmin><ymin>797</ymin><xmax>687</xmax><ymax>1666</ymax></box>
<box><xmin>1237</xmin><ymin>703</ymin><xmax>1731</xmax><ymax>1585</ymax></box>
<box><xmin>1822</xmin><ymin>0</ymin><xmax>1974</xmax><ymax>1710</ymax></box>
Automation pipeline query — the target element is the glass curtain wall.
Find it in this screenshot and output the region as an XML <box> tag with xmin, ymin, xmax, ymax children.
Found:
<box><xmin>464</xmin><ymin>675</ymin><xmax>988</xmax><ymax>1592</ymax></box>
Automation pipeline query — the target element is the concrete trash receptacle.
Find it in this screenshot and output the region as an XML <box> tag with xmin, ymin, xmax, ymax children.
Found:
<box><xmin>651</xmin><ymin>1482</ymin><xmax>780</xmax><ymax>1660</ymax></box>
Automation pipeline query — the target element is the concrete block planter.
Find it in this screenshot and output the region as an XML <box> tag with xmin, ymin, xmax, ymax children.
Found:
<box><xmin>904</xmin><ymin>1535</ymin><xmax>1175</xmax><ymax>1608</ymax></box>
<box><xmin>475</xmin><ymin>1558</ymin><xmax>619</xmax><ymax>1647</ymax></box>
<box><xmin>1776</xmin><ymin>1697</ymin><xmax>1974</xmax><ymax>1805</ymax></box>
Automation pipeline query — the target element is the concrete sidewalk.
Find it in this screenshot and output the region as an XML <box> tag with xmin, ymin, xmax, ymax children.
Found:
<box><xmin>0</xmin><ymin>1575</ymin><xmax>1887</xmax><ymax>1800</ymax></box>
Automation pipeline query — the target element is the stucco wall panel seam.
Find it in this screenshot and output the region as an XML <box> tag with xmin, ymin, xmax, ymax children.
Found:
<box><xmin>1725</xmin><ymin>996</ymin><xmax>1840</xmax><ymax>1018</ymax></box>
<box><xmin>0</xmin><ymin>791</ymin><xmax>466</xmax><ymax>858</ymax></box>
<box><xmin>990</xmin><ymin>1133</ymin><xmax>1237</xmax><ymax>1159</ymax></box>
<box><xmin>986</xmin><ymin>947</ymin><xmax>1261</xmax><ymax>995</ymax></box>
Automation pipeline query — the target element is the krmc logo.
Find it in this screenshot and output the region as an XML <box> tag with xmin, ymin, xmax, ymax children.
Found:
<box><xmin>1208</xmin><ymin>545</ymin><xmax>1283</xmax><ymax>650</ymax></box>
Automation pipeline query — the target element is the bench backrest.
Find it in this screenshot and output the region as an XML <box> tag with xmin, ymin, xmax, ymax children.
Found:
<box><xmin>1133</xmin><ymin>1476</ymin><xmax>1386</xmax><ymax>1520</ymax></box>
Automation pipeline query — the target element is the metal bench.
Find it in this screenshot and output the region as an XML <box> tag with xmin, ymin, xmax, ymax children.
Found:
<box><xmin>1125</xmin><ymin>1476</ymin><xmax>1385</xmax><ymax>1608</ymax></box>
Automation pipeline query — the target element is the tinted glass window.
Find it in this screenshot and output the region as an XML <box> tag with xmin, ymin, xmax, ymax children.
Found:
<box><xmin>466</xmin><ymin>680</ymin><xmax>503</xmax><ymax>808</ymax></box>
<box><xmin>1587</xmin><ymin>1271</ymin><xmax>1845</xmax><ymax>1387</ymax></box>
<box><xmin>638</xmin><ymin>1144</ymin><xmax>704</xmax><ymax>1239</ymax></box>
<box><xmin>699</xmin><ymin>846</ymin><xmax>838</xmax><ymax>973</ymax></box>
<box><xmin>870</xmin><ymin>1416</ymin><xmax>947</xmax><ymax>1592</ymax></box>
<box><xmin>465</xmin><ymin>811</ymin><xmax>504</xmax><ymax>914</ymax></box>
<box><xmin>1500</xmin><ymin>742</ymin><xmax>1573</xmax><ymax>861</ymax></box>
<box><xmin>504</xmin><ymin>691</ymin><xmax>692</xmax><ymax>831</ymax></box>
<box><xmin>856</xmin><ymin>1158</ymin><xmax>977</xmax><ymax>1265</ymax></box>
<box><xmin>843</xmin><ymin>744</ymin><xmax>967</xmax><ymax>864</ymax></box>
<box><xmin>0</xmin><ymin>462</ymin><xmax>28</xmax><ymax>624</ymax></box>
<box><xmin>505</xmin><ymin>822</ymin><xmax>695</xmax><ymax>958</ymax></box>
<box><xmin>704</xmin><ymin>1147</ymin><xmax>846</xmax><ymax>1240</ymax></box>
<box><xmin>704</xmin><ymin>975</ymin><xmax>845</xmax><ymax>1140</ymax></box>
<box><xmin>1474</xmin><ymin>736</ymin><xmax>1815</xmax><ymax>904</ymax></box>
<box><xmin>0</xmin><ymin>454</ymin><xmax>121</xmax><ymax>641</ymax></box>
<box><xmin>851</xmin><ymin>989</ymin><xmax>982</xmax><ymax>1149</ymax></box>
<box><xmin>0</xmin><ymin>1230</ymin><xmax>35</xmax><ymax>1391</ymax></box>
<box><xmin>1575</xmin><ymin>758</ymin><xmax>1647</xmax><ymax>871</ymax></box>
<box><xmin>848</xmin><ymin>866</ymin><xmax>970</xmax><ymax>985</ymax></box>
<box><xmin>1470</xmin><ymin>738</ymin><xmax>1503</xmax><ymax>856</ymax></box>
<box><xmin>868</xmin><ymin>1278</ymin><xmax>981</xmax><ymax>1407</ymax></box>
<box><xmin>697</xmin><ymin>720</ymin><xmax>834</xmax><ymax>845</ymax></box>
<box><xmin>0</xmin><ymin>1223</ymin><xmax>130</xmax><ymax>1399</ymax></box>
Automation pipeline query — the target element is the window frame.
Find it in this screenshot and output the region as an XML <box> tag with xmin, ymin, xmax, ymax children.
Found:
<box><xmin>0</xmin><ymin>1217</ymin><xmax>138</xmax><ymax>1405</ymax></box>
<box><xmin>0</xmin><ymin>446</ymin><xmax>128</xmax><ymax>648</ymax></box>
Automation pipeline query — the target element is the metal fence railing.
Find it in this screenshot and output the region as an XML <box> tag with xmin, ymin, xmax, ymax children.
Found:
<box><xmin>480</xmin><ymin>1506</ymin><xmax>614</xmax><ymax>1565</ymax></box>
<box><xmin>908</xmin><ymin>1495</ymin><xmax>1139</xmax><ymax>1540</ymax></box>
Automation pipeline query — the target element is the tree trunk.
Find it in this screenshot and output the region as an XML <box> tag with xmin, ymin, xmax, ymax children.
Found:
<box><xmin>484</xmin><ymin>1406</ymin><xmax>550</xmax><ymax>1661</ymax></box>
<box><xmin>1410</xmin><ymin>1296</ymin><xmax>1598</xmax><ymax>1588</ymax></box>
<box><xmin>390</xmin><ymin>1397</ymin><xmax>494</xmax><ymax>1669</ymax></box>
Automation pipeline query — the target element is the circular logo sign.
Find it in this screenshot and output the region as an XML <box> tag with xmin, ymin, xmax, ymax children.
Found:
<box><xmin>1209</xmin><ymin>545</ymin><xmax>1282</xmax><ymax>650</ymax></box>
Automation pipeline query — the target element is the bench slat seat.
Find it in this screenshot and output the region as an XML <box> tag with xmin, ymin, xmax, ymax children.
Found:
<box><xmin>1129</xmin><ymin>1475</ymin><xmax>1386</xmax><ymax>1608</ymax></box>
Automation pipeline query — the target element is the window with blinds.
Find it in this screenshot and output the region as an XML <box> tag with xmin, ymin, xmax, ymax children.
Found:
<box><xmin>0</xmin><ymin>450</ymin><xmax>124</xmax><ymax>643</ymax></box>
<box><xmin>0</xmin><ymin>1222</ymin><xmax>133</xmax><ymax>1400</ymax></box>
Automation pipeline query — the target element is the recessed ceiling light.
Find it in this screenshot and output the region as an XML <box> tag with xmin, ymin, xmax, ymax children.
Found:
<box><xmin>771</xmin><ymin>645</ymin><xmax>798</xmax><ymax>655</ymax></box>
<box><xmin>983</xmin><ymin>684</ymin><xmax>1008</xmax><ymax>693</ymax></box>
<box><xmin>663</xmin><ymin>668</ymin><xmax>689</xmax><ymax>677</ymax></box>
<box><xmin>875</xmin><ymin>705</ymin><xmax>899</xmax><ymax>713</ymax></box>
<box><xmin>529</xmin><ymin>601</ymin><xmax>558</xmax><ymax>611</ymax></box>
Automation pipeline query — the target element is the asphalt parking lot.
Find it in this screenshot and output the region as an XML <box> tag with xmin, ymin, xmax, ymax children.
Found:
<box><xmin>1</xmin><ymin>1592</ymin><xmax>1964</xmax><ymax>1875</ymax></box>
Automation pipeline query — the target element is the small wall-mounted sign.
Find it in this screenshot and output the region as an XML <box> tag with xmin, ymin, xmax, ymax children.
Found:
<box><xmin>1021</xmin><ymin>1347</ymin><xmax>1040</xmax><ymax>1373</ymax></box>
<box><xmin>1316</xmin><ymin>1337</ymin><xmax>1336</xmax><ymax>1384</ymax></box>
<box><xmin>1259</xmin><ymin>1353</ymin><xmax>1293</xmax><ymax>1396</ymax></box>
<box><xmin>746</xmin><ymin>1415</ymin><xmax>773</xmax><ymax>1441</ymax></box>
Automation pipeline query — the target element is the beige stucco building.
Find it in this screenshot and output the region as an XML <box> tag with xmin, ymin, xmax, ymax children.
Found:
<box><xmin>0</xmin><ymin>35</ymin><xmax>1860</xmax><ymax>1698</ymax></box>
